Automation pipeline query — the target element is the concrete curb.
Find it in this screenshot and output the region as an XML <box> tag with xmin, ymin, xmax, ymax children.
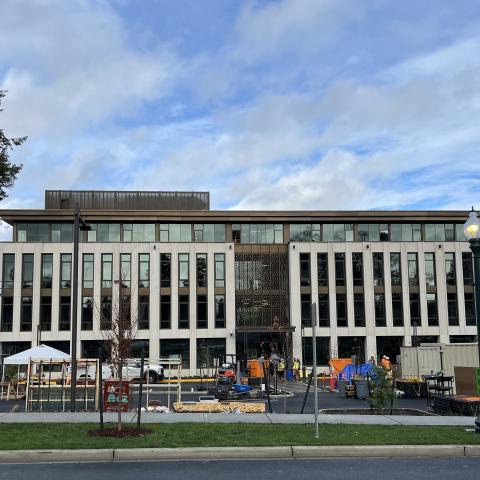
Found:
<box><xmin>114</xmin><ymin>446</ymin><xmax>292</xmax><ymax>461</ymax></box>
<box><xmin>0</xmin><ymin>445</ymin><xmax>479</xmax><ymax>463</ymax></box>
<box><xmin>291</xmin><ymin>445</ymin><xmax>466</xmax><ymax>458</ymax></box>
<box><xmin>0</xmin><ymin>449</ymin><xmax>113</xmax><ymax>463</ymax></box>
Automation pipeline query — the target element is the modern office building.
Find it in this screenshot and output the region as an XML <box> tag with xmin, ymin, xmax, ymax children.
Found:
<box><xmin>0</xmin><ymin>190</ymin><xmax>476</xmax><ymax>374</ymax></box>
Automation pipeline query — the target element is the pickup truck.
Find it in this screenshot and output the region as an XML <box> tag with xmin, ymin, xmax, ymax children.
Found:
<box><xmin>75</xmin><ymin>361</ymin><xmax>164</xmax><ymax>383</ymax></box>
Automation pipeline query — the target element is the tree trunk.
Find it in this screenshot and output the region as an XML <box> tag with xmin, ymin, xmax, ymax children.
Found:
<box><xmin>118</xmin><ymin>366</ymin><xmax>123</xmax><ymax>432</ymax></box>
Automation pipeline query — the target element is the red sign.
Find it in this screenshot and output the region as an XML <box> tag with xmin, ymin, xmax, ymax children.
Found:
<box><xmin>103</xmin><ymin>380</ymin><xmax>131</xmax><ymax>412</ymax></box>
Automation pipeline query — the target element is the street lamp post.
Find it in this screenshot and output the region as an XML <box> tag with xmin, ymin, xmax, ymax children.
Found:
<box><xmin>70</xmin><ymin>206</ymin><xmax>90</xmax><ymax>412</ymax></box>
<box><xmin>463</xmin><ymin>207</ymin><xmax>480</xmax><ymax>433</ymax></box>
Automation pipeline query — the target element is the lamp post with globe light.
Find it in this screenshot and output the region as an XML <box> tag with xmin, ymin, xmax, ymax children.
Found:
<box><xmin>463</xmin><ymin>207</ymin><xmax>480</xmax><ymax>433</ymax></box>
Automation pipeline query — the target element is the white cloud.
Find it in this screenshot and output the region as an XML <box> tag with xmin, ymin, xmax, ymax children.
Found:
<box><xmin>0</xmin><ymin>0</ymin><xmax>177</xmax><ymax>138</ymax></box>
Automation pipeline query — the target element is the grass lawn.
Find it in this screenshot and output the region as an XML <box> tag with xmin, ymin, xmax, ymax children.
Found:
<box><xmin>0</xmin><ymin>423</ymin><xmax>479</xmax><ymax>449</ymax></box>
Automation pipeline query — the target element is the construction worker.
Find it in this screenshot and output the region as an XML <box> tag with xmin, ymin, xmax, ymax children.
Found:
<box><xmin>380</xmin><ymin>355</ymin><xmax>392</xmax><ymax>376</ymax></box>
<box><xmin>293</xmin><ymin>358</ymin><xmax>300</xmax><ymax>382</ymax></box>
<box><xmin>278</xmin><ymin>359</ymin><xmax>285</xmax><ymax>380</ymax></box>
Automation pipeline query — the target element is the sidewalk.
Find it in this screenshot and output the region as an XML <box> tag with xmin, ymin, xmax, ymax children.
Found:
<box><xmin>0</xmin><ymin>411</ymin><xmax>475</xmax><ymax>426</ymax></box>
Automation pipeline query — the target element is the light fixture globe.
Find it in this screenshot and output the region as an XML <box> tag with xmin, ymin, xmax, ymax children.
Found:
<box><xmin>464</xmin><ymin>208</ymin><xmax>480</xmax><ymax>240</ymax></box>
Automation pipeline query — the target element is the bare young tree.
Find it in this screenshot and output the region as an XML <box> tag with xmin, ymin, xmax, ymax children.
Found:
<box><xmin>99</xmin><ymin>281</ymin><xmax>138</xmax><ymax>432</ymax></box>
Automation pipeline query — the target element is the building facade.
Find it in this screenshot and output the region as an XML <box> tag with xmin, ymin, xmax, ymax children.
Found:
<box><xmin>0</xmin><ymin>191</ymin><xmax>477</xmax><ymax>374</ymax></box>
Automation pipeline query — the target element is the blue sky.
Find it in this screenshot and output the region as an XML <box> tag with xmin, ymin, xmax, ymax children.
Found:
<box><xmin>1</xmin><ymin>0</ymin><xmax>479</xmax><ymax>233</ymax></box>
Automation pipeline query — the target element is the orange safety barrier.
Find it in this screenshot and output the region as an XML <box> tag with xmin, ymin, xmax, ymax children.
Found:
<box><xmin>329</xmin><ymin>375</ymin><xmax>336</xmax><ymax>392</ymax></box>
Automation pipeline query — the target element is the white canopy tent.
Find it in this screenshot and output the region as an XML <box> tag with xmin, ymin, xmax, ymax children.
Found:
<box><xmin>3</xmin><ymin>344</ymin><xmax>71</xmax><ymax>365</ymax></box>
<box><xmin>1</xmin><ymin>345</ymin><xmax>71</xmax><ymax>399</ymax></box>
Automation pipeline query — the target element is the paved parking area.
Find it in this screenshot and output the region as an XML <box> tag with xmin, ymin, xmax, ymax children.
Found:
<box><xmin>0</xmin><ymin>380</ymin><xmax>433</xmax><ymax>415</ymax></box>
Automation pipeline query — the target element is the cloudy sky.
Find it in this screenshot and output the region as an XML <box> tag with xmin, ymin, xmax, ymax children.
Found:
<box><xmin>1</xmin><ymin>0</ymin><xmax>479</xmax><ymax>228</ymax></box>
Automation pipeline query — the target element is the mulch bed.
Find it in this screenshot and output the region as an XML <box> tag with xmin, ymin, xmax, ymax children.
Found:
<box><xmin>88</xmin><ymin>427</ymin><xmax>151</xmax><ymax>438</ymax></box>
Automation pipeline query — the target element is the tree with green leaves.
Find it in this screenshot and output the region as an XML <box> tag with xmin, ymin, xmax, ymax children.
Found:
<box><xmin>0</xmin><ymin>90</ymin><xmax>26</xmax><ymax>200</ymax></box>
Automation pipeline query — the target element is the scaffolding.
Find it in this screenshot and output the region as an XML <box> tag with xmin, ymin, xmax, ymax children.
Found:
<box><xmin>139</xmin><ymin>357</ymin><xmax>183</xmax><ymax>410</ymax></box>
<box><xmin>25</xmin><ymin>358</ymin><xmax>100</xmax><ymax>412</ymax></box>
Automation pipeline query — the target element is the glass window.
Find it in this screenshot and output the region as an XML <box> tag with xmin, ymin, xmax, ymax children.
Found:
<box><xmin>194</xmin><ymin>224</ymin><xmax>226</xmax><ymax>242</ymax></box>
<box><xmin>215</xmin><ymin>294</ymin><xmax>225</xmax><ymax>328</ymax></box>
<box><xmin>372</xmin><ymin>253</ymin><xmax>384</xmax><ymax>286</ymax></box>
<box><xmin>290</xmin><ymin>224</ymin><xmax>320</xmax><ymax>242</ymax></box>
<box><xmin>462</xmin><ymin>253</ymin><xmax>473</xmax><ymax>285</ymax></box>
<box><xmin>465</xmin><ymin>292</ymin><xmax>476</xmax><ymax>326</ymax></box>
<box><xmin>322</xmin><ymin>224</ymin><xmax>333</xmax><ymax>242</ymax></box>
<box><xmin>392</xmin><ymin>293</ymin><xmax>403</xmax><ymax>326</ymax></box>
<box><xmin>100</xmin><ymin>295</ymin><xmax>112</xmax><ymax>330</ymax></box>
<box><xmin>130</xmin><ymin>339</ymin><xmax>149</xmax><ymax>359</ymax></box>
<box><xmin>22</xmin><ymin>253</ymin><xmax>34</xmax><ymax>289</ymax></box>
<box><xmin>425</xmin><ymin>224</ymin><xmax>436</xmax><ymax>241</ymax></box>
<box><xmin>336</xmin><ymin>293</ymin><xmax>347</xmax><ymax>327</ymax></box>
<box><xmin>60</xmin><ymin>254</ymin><xmax>72</xmax><ymax>288</ymax></box>
<box><xmin>352</xmin><ymin>252</ymin><xmax>363</xmax><ymax>286</ymax></box>
<box><xmin>121</xmin><ymin>253</ymin><xmax>131</xmax><ymax>288</ymax></box>
<box><xmin>101</xmin><ymin>254</ymin><xmax>112</xmax><ymax>289</ymax></box>
<box><xmin>82</xmin><ymin>254</ymin><xmax>94</xmax><ymax>289</ymax></box>
<box><xmin>407</xmin><ymin>253</ymin><xmax>418</xmax><ymax>286</ymax></box>
<box><xmin>215</xmin><ymin>253</ymin><xmax>225</xmax><ymax>288</ymax></box>
<box><xmin>445</xmin><ymin>253</ymin><xmax>456</xmax><ymax>286</ymax></box>
<box><xmin>233</xmin><ymin>224</ymin><xmax>283</xmax><ymax>244</ymax></box>
<box><xmin>40</xmin><ymin>296</ymin><xmax>51</xmax><ymax>331</ymax></box>
<box><xmin>358</xmin><ymin>224</ymin><xmax>388</xmax><ymax>242</ymax></box>
<box><xmin>318</xmin><ymin>294</ymin><xmax>329</xmax><ymax>327</ymax></box>
<box><xmin>138</xmin><ymin>253</ymin><xmax>150</xmax><ymax>288</ymax></box>
<box><xmin>17</xmin><ymin>223</ymin><xmax>49</xmax><ymax>242</ymax></box>
<box><xmin>86</xmin><ymin>224</ymin><xmax>120</xmax><ymax>242</ymax></box>
<box><xmin>300</xmin><ymin>253</ymin><xmax>310</xmax><ymax>287</ymax></box>
<box><xmin>424</xmin><ymin>253</ymin><xmax>436</xmax><ymax>286</ymax></box>
<box><xmin>335</xmin><ymin>253</ymin><xmax>345</xmax><ymax>286</ymax></box>
<box><xmin>51</xmin><ymin>224</ymin><xmax>73</xmax><ymax>242</ymax></box>
<box><xmin>2</xmin><ymin>254</ymin><xmax>15</xmax><ymax>289</ymax></box>
<box><xmin>160</xmin><ymin>295</ymin><xmax>171</xmax><ymax>329</ymax></box>
<box><xmin>390</xmin><ymin>253</ymin><xmax>401</xmax><ymax>286</ymax></box>
<box><xmin>427</xmin><ymin>293</ymin><xmax>438</xmax><ymax>326</ymax></box>
<box><xmin>179</xmin><ymin>254</ymin><xmax>189</xmax><ymax>288</ymax></box>
<box><xmin>41</xmin><ymin>253</ymin><xmax>53</xmax><ymax>288</ymax></box>
<box><xmin>123</xmin><ymin>224</ymin><xmax>155</xmax><ymax>242</ymax></box>
<box><xmin>179</xmin><ymin>295</ymin><xmax>189</xmax><ymax>329</ymax></box>
<box><xmin>1</xmin><ymin>297</ymin><xmax>13</xmax><ymax>332</ymax></box>
<box><xmin>20</xmin><ymin>296</ymin><xmax>32</xmax><ymax>331</ymax></box>
<box><xmin>196</xmin><ymin>254</ymin><xmax>207</xmax><ymax>288</ymax></box>
<box><xmin>159</xmin><ymin>224</ymin><xmax>192</xmax><ymax>242</ymax></box>
<box><xmin>354</xmin><ymin>293</ymin><xmax>365</xmax><ymax>327</ymax></box>
<box><xmin>330</xmin><ymin>224</ymin><xmax>354</xmax><ymax>242</ymax></box>
<box><xmin>374</xmin><ymin>293</ymin><xmax>386</xmax><ymax>327</ymax></box>
<box><xmin>81</xmin><ymin>296</ymin><xmax>93</xmax><ymax>330</ymax></box>
<box><xmin>17</xmin><ymin>224</ymin><xmax>26</xmax><ymax>242</ymax></box>
<box><xmin>391</xmin><ymin>224</ymin><xmax>421</xmax><ymax>241</ymax></box>
<box><xmin>138</xmin><ymin>295</ymin><xmax>149</xmax><ymax>329</ymax></box>
<box><xmin>59</xmin><ymin>296</ymin><xmax>71</xmax><ymax>331</ymax></box>
<box><xmin>232</xmin><ymin>224</ymin><xmax>241</xmax><ymax>243</ymax></box>
<box><xmin>425</xmin><ymin>224</ymin><xmax>453</xmax><ymax>242</ymax></box>
<box><xmin>197</xmin><ymin>339</ymin><xmax>226</xmax><ymax>368</ymax></box>
<box><xmin>410</xmin><ymin>293</ymin><xmax>420</xmax><ymax>326</ymax></box>
<box><xmin>447</xmin><ymin>293</ymin><xmax>458</xmax><ymax>326</ymax></box>
<box><xmin>317</xmin><ymin>253</ymin><xmax>328</xmax><ymax>287</ymax></box>
<box><xmin>301</xmin><ymin>293</ymin><xmax>311</xmax><ymax>327</ymax></box>
<box><xmin>456</xmin><ymin>224</ymin><xmax>467</xmax><ymax>241</ymax></box>
<box><xmin>197</xmin><ymin>295</ymin><xmax>208</xmax><ymax>329</ymax></box>
<box><xmin>160</xmin><ymin>339</ymin><xmax>190</xmax><ymax>368</ymax></box>
<box><xmin>302</xmin><ymin>337</ymin><xmax>330</xmax><ymax>366</ymax></box>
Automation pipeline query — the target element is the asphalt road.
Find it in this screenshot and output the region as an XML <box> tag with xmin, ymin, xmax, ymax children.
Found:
<box><xmin>1</xmin><ymin>458</ymin><xmax>479</xmax><ymax>480</ymax></box>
